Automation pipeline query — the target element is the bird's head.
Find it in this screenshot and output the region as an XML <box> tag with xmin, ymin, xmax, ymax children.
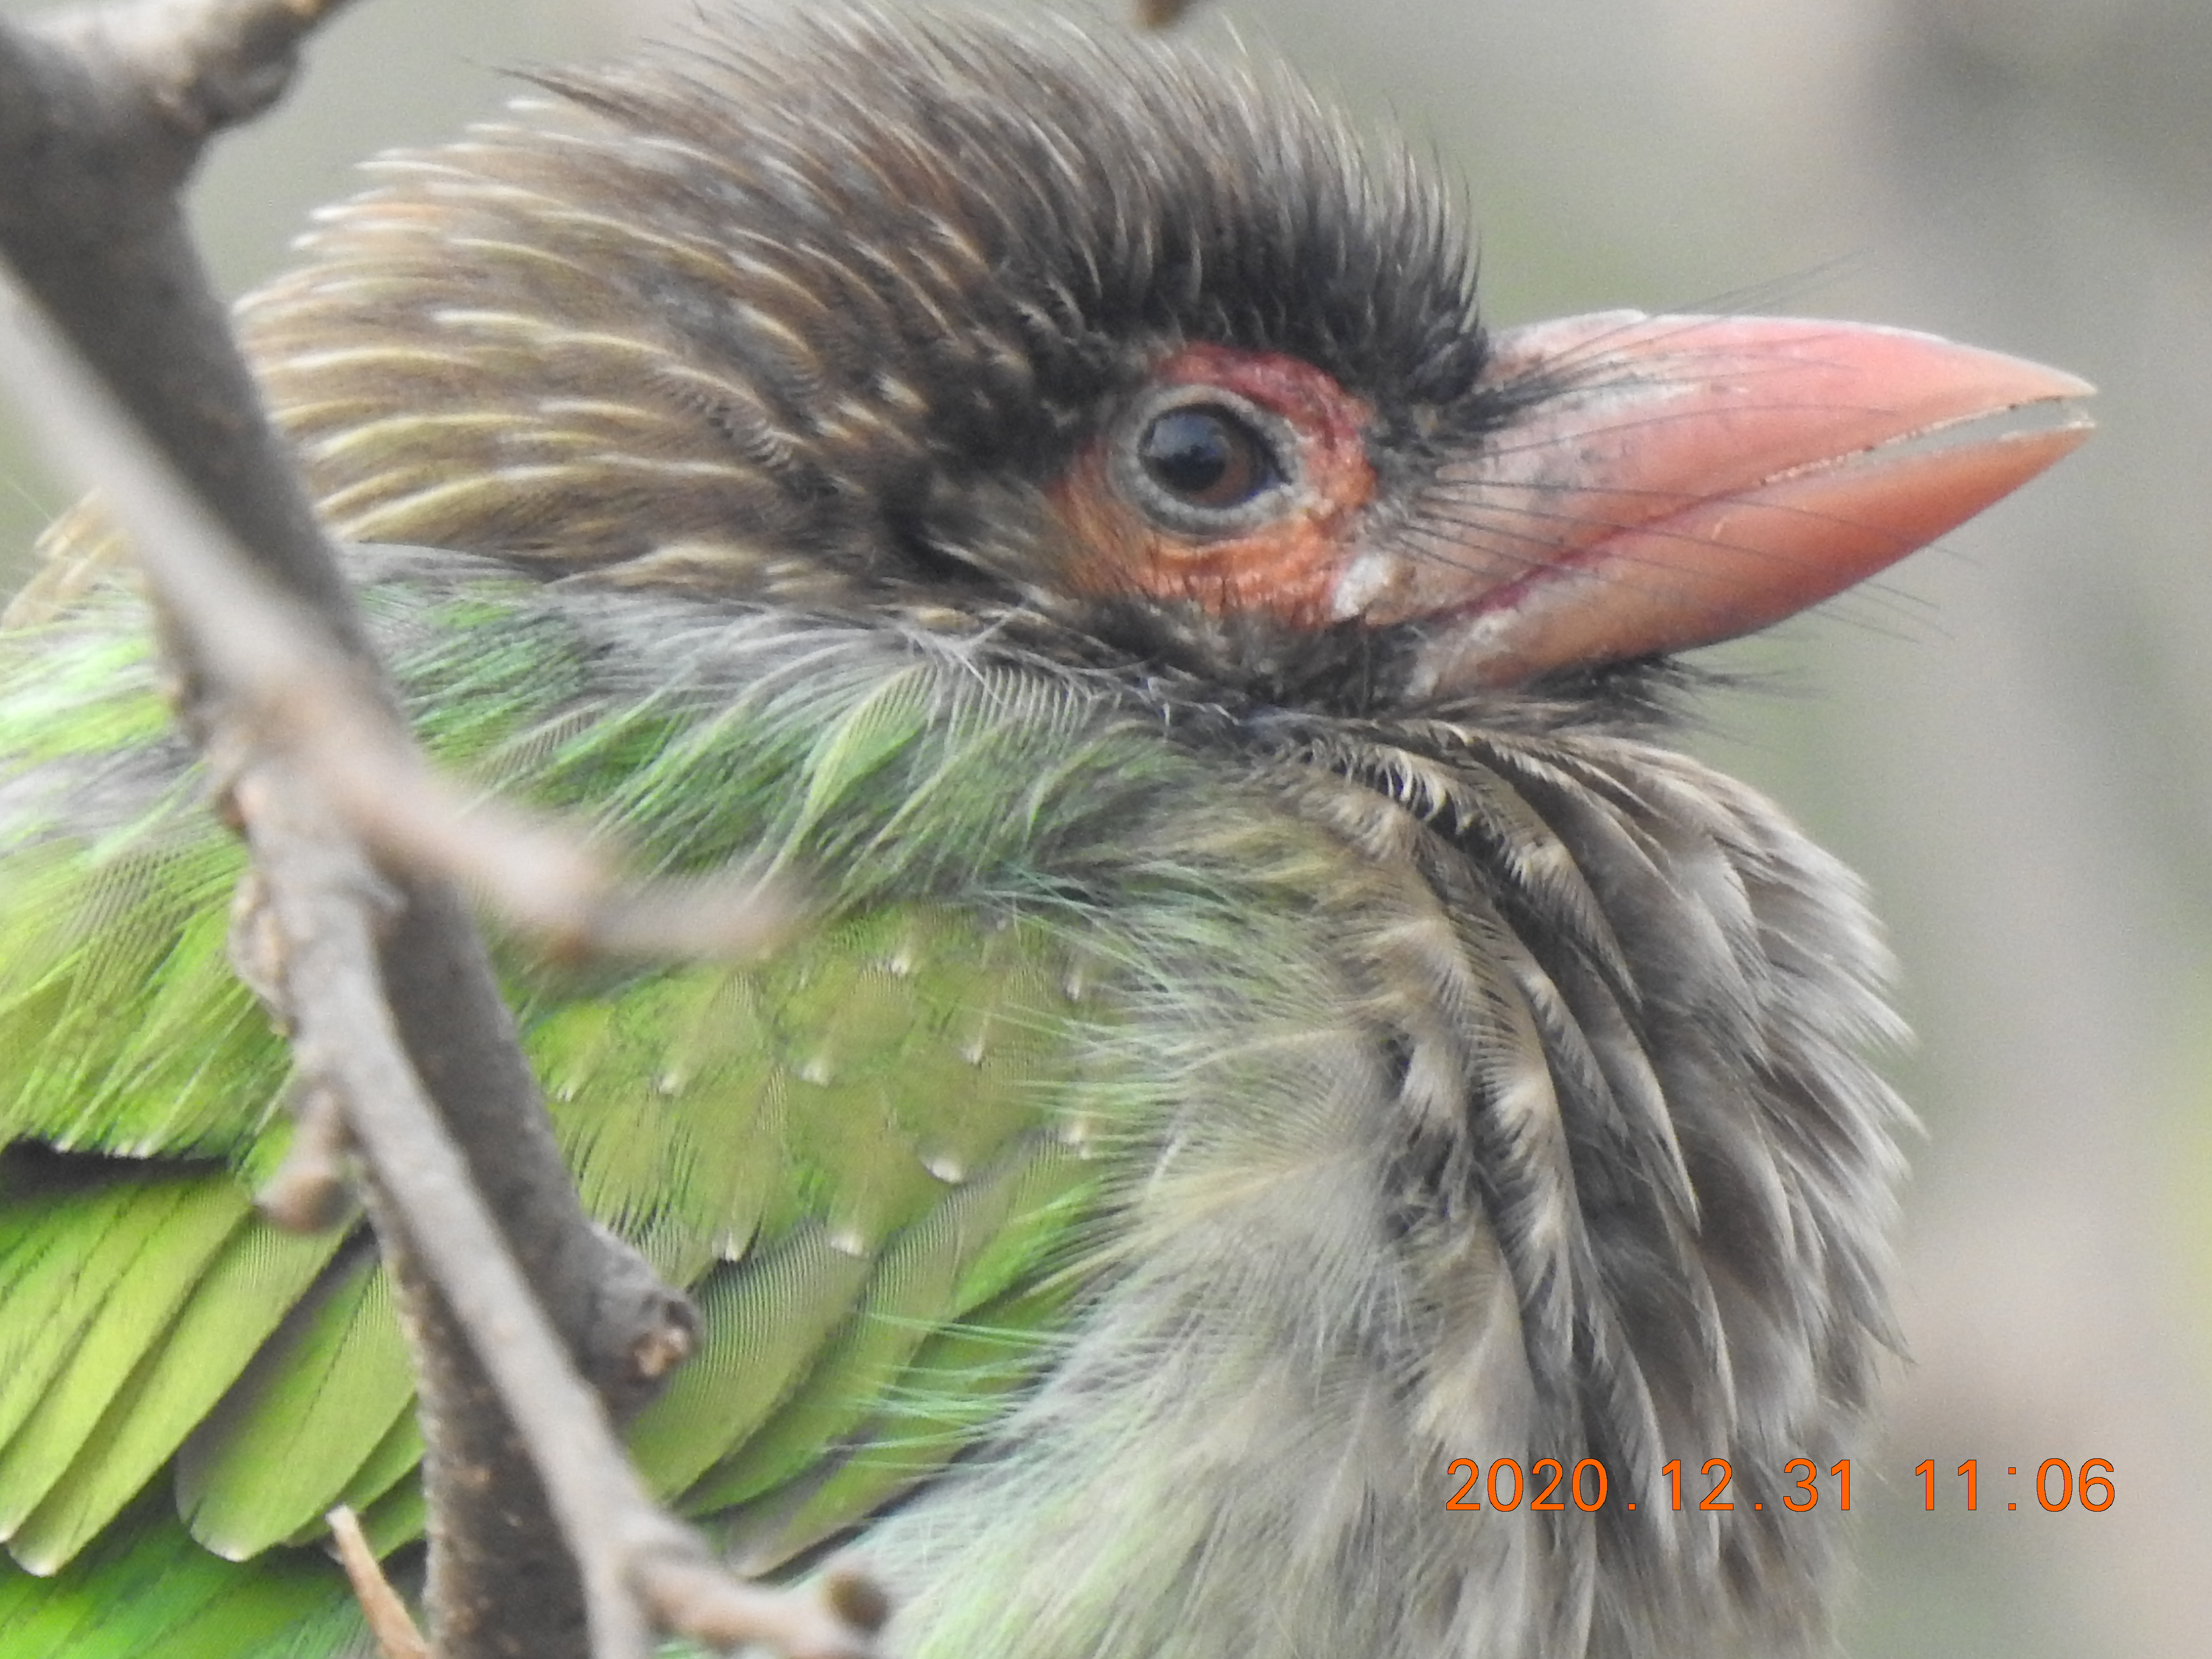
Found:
<box><xmin>241</xmin><ymin>7</ymin><xmax>2090</xmax><ymax>719</ymax></box>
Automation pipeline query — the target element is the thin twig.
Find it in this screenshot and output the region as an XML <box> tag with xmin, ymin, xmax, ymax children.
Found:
<box><xmin>643</xmin><ymin>1554</ymin><xmax>890</xmax><ymax>1659</ymax></box>
<box><xmin>243</xmin><ymin>764</ymin><xmax>665</xmax><ymax>1659</ymax></box>
<box><xmin>256</xmin><ymin>1074</ymin><xmax>359</xmax><ymax>1232</ymax></box>
<box><xmin>329</xmin><ymin>1505</ymin><xmax>431</xmax><ymax>1659</ymax></box>
<box><xmin>241</xmin><ymin>761</ymin><xmax>873</xmax><ymax>1659</ymax></box>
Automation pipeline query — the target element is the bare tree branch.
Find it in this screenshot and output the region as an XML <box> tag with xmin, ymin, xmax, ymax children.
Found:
<box><xmin>0</xmin><ymin>5</ymin><xmax>875</xmax><ymax>1656</ymax></box>
<box><xmin>0</xmin><ymin>0</ymin><xmax>368</xmax><ymax>633</ymax></box>
<box><xmin>236</xmin><ymin>755</ymin><xmax>856</xmax><ymax>1659</ymax></box>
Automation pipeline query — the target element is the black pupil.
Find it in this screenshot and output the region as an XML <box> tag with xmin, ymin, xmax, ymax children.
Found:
<box><xmin>1138</xmin><ymin>407</ymin><xmax>1273</xmax><ymax>510</ymax></box>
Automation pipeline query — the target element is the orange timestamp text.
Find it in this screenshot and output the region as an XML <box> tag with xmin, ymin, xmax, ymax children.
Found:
<box><xmin>1445</xmin><ymin>1456</ymin><xmax>2116</xmax><ymax>1514</ymax></box>
<box><xmin>1445</xmin><ymin>1457</ymin><xmax>1848</xmax><ymax>1514</ymax></box>
<box><xmin>1913</xmin><ymin>1458</ymin><xmax>2115</xmax><ymax>1512</ymax></box>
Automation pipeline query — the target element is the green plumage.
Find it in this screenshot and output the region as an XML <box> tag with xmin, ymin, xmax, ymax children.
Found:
<box><xmin>0</xmin><ymin>550</ymin><xmax>1377</xmax><ymax>1650</ymax></box>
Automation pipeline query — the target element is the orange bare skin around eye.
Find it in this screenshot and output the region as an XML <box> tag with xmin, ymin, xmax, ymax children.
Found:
<box><xmin>1048</xmin><ymin>344</ymin><xmax>1377</xmax><ymax>629</ymax></box>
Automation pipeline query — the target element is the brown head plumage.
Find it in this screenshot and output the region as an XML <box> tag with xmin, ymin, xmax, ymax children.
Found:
<box><xmin>240</xmin><ymin>9</ymin><xmax>2084</xmax><ymax>714</ymax></box>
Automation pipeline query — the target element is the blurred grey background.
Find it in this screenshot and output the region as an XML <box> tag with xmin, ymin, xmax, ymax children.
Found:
<box><xmin>2</xmin><ymin>0</ymin><xmax>2206</xmax><ymax>1654</ymax></box>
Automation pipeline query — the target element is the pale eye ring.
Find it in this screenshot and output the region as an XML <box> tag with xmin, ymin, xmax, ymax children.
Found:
<box><xmin>1113</xmin><ymin>385</ymin><xmax>1298</xmax><ymax>536</ymax></box>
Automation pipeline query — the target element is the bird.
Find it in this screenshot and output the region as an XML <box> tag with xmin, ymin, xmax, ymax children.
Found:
<box><xmin>0</xmin><ymin>7</ymin><xmax>2091</xmax><ymax>1659</ymax></box>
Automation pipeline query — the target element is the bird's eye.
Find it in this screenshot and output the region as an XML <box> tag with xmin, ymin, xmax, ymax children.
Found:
<box><xmin>1110</xmin><ymin>384</ymin><xmax>1301</xmax><ymax>538</ymax></box>
<box><xmin>1136</xmin><ymin>405</ymin><xmax>1280</xmax><ymax>512</ymax></box>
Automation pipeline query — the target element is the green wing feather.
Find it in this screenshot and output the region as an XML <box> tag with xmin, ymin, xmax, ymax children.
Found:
<box><xmin>6</xmin><ymin>1210</ymin><xmax>349</xmax><ymax>1574</ymax></box>
<box><xmin>0</xmin><ymin>553</ymin><xmax>1207</xmax><ymax>1649</ymax></box>
<box><xmin>0</xmin><ymin>1495</ymin><xmax>352</xmax><ymax>1659</ymax></box>
<box><xmin>176</xmin><ymin>1245</ymin><xmax>415</xmax><ymax>1559</ymax></box>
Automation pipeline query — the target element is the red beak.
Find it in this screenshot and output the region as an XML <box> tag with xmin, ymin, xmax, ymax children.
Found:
<box><xmin>1368</xmin><ymin>312</ymin><xmax>2094</xmax><ymax>693</ymax></box>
